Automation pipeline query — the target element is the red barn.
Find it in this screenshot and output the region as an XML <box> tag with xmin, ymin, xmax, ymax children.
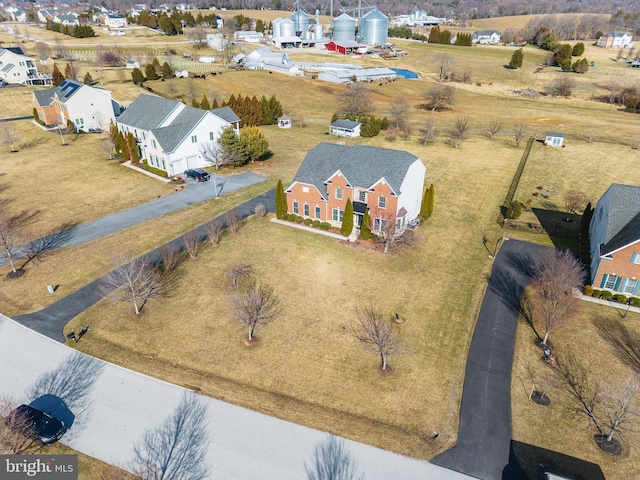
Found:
<box><xmin>326</xmin><ymin>40</ymin><xmax>367</xmax><ymax>55</ymax></box>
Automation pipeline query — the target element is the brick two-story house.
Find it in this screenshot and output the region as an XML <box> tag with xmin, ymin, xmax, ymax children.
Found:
<box><xmin>285</xmin><ymin>143</ymin><xmax>426</xmax><ymax>232</ymax></box>
<box><xmin>589</xmin><ymin>183</ymin><xmax>640</xmax><ymax>295</ymax></box>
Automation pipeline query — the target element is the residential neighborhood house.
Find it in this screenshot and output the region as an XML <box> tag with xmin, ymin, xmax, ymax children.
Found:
<box><xmin>33</xmin><ymin>79</ymin><xmax>123</xmax><ymax>132</ymax></box>
<box><xmin>285</xmin><ymin>143</ymin><xmax>426</xmax><ymax>232</ymax></box>
<box><xmin>589</xmin><ymin>183</ymin><xmax>640</xmax><ymax>296</ymax></box>
<box><xmin>0</xmin><ymin>47</ymin><xmax>52</xmax><ymax>85</ymax></box>
<box><xmin>105</xmin><ymin>13</ymin><xmax>128</xmax><ymax>28</ymax></box>
<box><xmin>597</xmin><ymin>31</ymin><xmax>633</xmax><ymax>48</ymax></box>
<box><xmin>472</xmin><ymin>30</ymin><xmax>501</xmax><ymax>44</ymax></box>
<box><xmin>115</xmin><ymin>94</ymin><xmax>240</xmax><ymax>176</ymax></box>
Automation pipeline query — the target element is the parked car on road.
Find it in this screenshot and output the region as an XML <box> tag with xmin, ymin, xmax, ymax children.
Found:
<box><xmin>8</xmin><ymin>404</ymin><xmax>67</xmax><ymax>445</ymax></box>
<box><xmin>184</xmin><ymin>168</ymin><xmax>210</xmax><ymax>182</ymax></box>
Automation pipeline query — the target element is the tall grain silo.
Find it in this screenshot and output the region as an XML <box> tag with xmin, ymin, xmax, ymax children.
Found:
<box><xmin>359</xmin><ymin>9</ymin><xmax>388</xmax><ymax>45</ymax></box>
<box><xmin>332</xmin><ymin>13</ymin><xmax>355</xmax><ymax>42</ymax></box>
<box><xmin>314</xmin><ymin>23</ymin><xmax>323</xmax><ymax>40</ymax></box>
<box><xmin>292</xmin><ymin>10</ymin><xmax>309</xmax><ymax>39</ymax></box>
<box><xmin>272</xmin><ymin>17</ymin><xmax>283</xmax><ymax>38</ymax></box>
<box><xmin>279</xmin><ymin>18</ymin><xmax>295</xmax><ymax>37</ymax></box>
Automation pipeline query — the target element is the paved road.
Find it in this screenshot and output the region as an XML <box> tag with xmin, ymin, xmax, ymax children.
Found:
<box><xmin>0</xmin><ymin>315</ymin><xmax>476</xmax><ymax>480</ymax></box>
<box><xmin>0</xmin><ymin>172</ymin><xmax>266</xmax><ymax>266</ymax></box>
<box><xmin>432</xmin><ymin>239</ymin><xmax>550</xmax><ymax>480</ymax></box>
<box><xmin>14</xmin><ymin>190</ymin><xmax>274</xmax><ymax>343</ymax></box>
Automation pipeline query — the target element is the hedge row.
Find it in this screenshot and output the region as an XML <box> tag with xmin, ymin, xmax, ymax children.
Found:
<box><xmin>585</xmin><ymin>285</ymin><xmax>640</xmax><ymax>306</ymax></box>
<box><xmin>282</xmin><ymin>213</ymin><xmax>330</xmax><ymax>230</ymax></box>
<box><xmin>141</xmin><ymin>159</ymin><xmax>169</xmax><ymax>178</ymax></box>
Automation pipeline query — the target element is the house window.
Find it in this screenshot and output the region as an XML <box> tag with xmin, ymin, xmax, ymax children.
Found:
<box><xmin>191</xmin><ymin>135</ymin><xmax>197</xmax><ymax>143</ymax></box>
<box><xmin>373</xmin><ymin>218</ymin><xmax>387</xmax><ymax>232</ymax></box>
<box><xmin>304</xmin><ymin>204</ymin><xmax>309</xmax><ymax>216</ymax></box>
<box><xmin>632</xmin><ymin>253</ymin><xmax>640</xmax><ymax>264</ymax></box>
<box><xmin>358</xmin><ymin>191</ymin><xmax>366</xmax><ymax>202</ymax></box>
<box><xmin>302</xmin><ymin>187</ymin><xmax>309</xmax><ymax>193</ymax></box>
<box><xmin>161</xmin><ymin>159</ymin><xmax>166</xmax><ymax>170</ymax></box>
<box><xmin>209</xmin><ymin>132</ymin><xmax>214</xmax><ymax>141</ymax></box>
<box><xmin>336</xmin><ymin>187</ymin><xmax>343</xmax><ymax>200</ymax></box>
<box><xmin>293</xmin><ymin>201</ymin><xmax>298</xmax><ymax>214</ymax></box>
<box><xmin>152</xmin><ymin>139</ymin><xmax>157</xmax><ymax>149</ymax></box>
<box><xmin>604</xmin><ymin>275</ymin><xmax>618</xmax><ymax>290</ymax></box>
<box><xmin>378</xmin><ymin>196</ymin><xmax>386</xmax><ymax>208</ymax></box>
<box><xmin>332</xmin><ymin>208</ymin><xmax>344</xmax><ymax>222</ymax></box>
<box><xmin>315</xmin><ymin>206</ymin><xmax>321</xmax><ymax>219</ymax></box>
<box><xmin>624</xmin><ymin>279</ymin><xmax>638</xmax><ymax>294</ymax></box>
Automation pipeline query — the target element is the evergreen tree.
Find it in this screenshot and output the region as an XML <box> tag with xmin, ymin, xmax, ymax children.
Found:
<box><xmin>145</xmin><ymin>63</ymin><xmax>158</xmax><ymax>81</ymax></box>
<box><xmin>425</xmin><ymin>183</ymin><xmax>434</xmax><ymax>219</ymax></box>
<box><xmin>52</xmin><ymin>64</ymin><xmax>64</xmax><ymax>86</ymax></box>
<box><xmin>341</xmin><ymin>198</ymin><xmax>354</xmax><ymax>237</ymax></box>
<box><xmin>380</xmin><ymin>117</ymin><xmax>389</xmax><ymax>130</ymax></box>
<box><xmin>275</xmin><ymin>179</ymin><xmax>287</xmax><ymax>219</ymax></box>
<box><xmin>64</xmin><ymin>63</ymin><xmax>76</xmax><ymax>80</ymax></box>
<box><xmin>438</xmin><ymin>30</ymin><xmax>452</xmax><ymax>44</ymax></box>
<box><xmin>260</xmin><ymin>95</ymin><xmax>282</xmax><ymax>125</ymax></box>
<box><xmin>162</xmin><ymin>61</ymin><xmax>173</xmax><ymax>79</ymax></box>
<box><xmin>255</xmin><ymin>19</ymin><xmax>265</xmax><ymax>32</ymax></box>
<box><xmin>200</xmin><ymin>94</ymin><xmax>211</xmax><ymax>110</ymax></box>
<box><xmin>239</xmin><ymin>126</ymin><xmax>269</xmax><ymax>162</ymax></box>
<box><xmin>428</xmin><ymin>25</ymin><xmax>440</xmax><ymax>43</ymax></box>
<box><xmin>572</xmin><ymin>42</ymin><xmax>585</xmax><ymax>56</ymax></box>
<box><xmin>506</xmin><ymin>200</ymin><xmax>522</xmax><ymax>220</ymax></box>
<box><xmin>83</xmin><ymin>71</ymin><xmax>94</xmax><ymax>84</ymax></box>
<box><xmin>554</xmin><ymin>44</ymin><xmax>573</xmax><ymax>66</ymax></box>
<box><xmin>191</xmin><ymin>97</ymin><xmax>200</xmax><ymax>108</ymax></box>
<box><xmin>127</xmin><ymin>132</ymin><xmax>139</xmax><ymax>163</ymax></box>
<box><xmin>212</xmin><ymin>98</ymin><xmax>219</xmax><ymax>109</ymax></box>
<box><xmin>509</xmin><ymin>48</ymin><xmax>524</xmax><ymax>69</ymax></box>
<box><xmin>360</xmin><ymin>208</ymin><xmax>372</xmax><ymax>240</ymax></box>
<box><xmin>131</xmin><ymin>67</ymin><xmax>145</xmax><ymax>83</ymax></box>
<box><xmin>572</xmin><ymin>57</ymin><xmax>589</xmax><ymax>73</ymax></box>
<box><xmin>218</xmin><ymin>126</ymin><xmax>245</xmax><ymax>166</ymax></box>
<box><xmin>120</xmin><ymin>131</ymin><xmax>130</xmax><ymax>161</ymax></box>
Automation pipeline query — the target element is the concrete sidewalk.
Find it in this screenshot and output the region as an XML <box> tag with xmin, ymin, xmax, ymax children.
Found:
<box><xmin>0</xmin><ymin>315</ymin><xmax>476</xmax><ymax>480</ymax></box>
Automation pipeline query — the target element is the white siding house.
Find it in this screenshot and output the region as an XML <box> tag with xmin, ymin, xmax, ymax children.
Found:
<box><xmin>0</xmin><ymin>47</ymin><xmax>51</xmax><ymax>85</ymax></box>
<box><xmin>105</xmin><ymin>13</ymin><xmax>128</xmax><ymax>28</ymax></box>
<box><xmin>472</xmin><ymin>30</ymin><xmax>501</xmax><ymax>44</ymax></box>
<box><xmin>597</xmin><ymin>31</ymin><xmax>633</xmax><ymax>49</ymax></box>
<box><xmin>116</xmin><ymin>94</ymin><xmax>240</xmax><ymax>176</ymax></box>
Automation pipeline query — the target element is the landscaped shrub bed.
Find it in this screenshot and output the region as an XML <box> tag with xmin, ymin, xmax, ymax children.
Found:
<box><xmin>141</xmin><ymin>160</ymin><xmax>169</xmax><ymax>178</ymax></box>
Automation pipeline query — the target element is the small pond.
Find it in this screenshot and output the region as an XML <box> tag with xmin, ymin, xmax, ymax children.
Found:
<box><xmin>391</xmin><ymin>68</ymin><xmax>419</xmax><ymax>79</ymax></box>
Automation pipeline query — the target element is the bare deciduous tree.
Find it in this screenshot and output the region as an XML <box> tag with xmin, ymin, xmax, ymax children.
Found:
<box><xmin>388</xmin><ymin>97</ymin><xmax>410</xmax><ymax>129</ymax></box>
<box><xmin>305</xmin><ymin>435</ymin><xmax>363</xmax><ymax>480</ymax></box>
<box><xmin>0</xmin><ymin>122</ymin><xmax>19</xmax><ymax>152</ymax></box>
<box><xmin>419</xmin><ymin>118</ymin><xmax>439</xmax><ymax>145</ymax></box>
<box><xmin>219</xmin><ymin>39</ymin><xmax>238</xmax><ymax>69</ymax></box>
<box><xmin>352</xmin><ymin>303</ymin><xmax>405</xmax><ymax>371</ymax></box>
<box><xmin>225</xmin><ymin>210</ymin><xmax>243</xmax><ymax>234</ymax></box>
<box><xmin>434</xmin><ymin>53</ymin><xmax>455</xmax><ymax>82</ymax></box>
<box><xmin>448</xmin><ymin>116</ymin><xmax>470</xmax><ymax>148</ymax></box>
<box><xmin>99</xmin><ymin>135</ymin><xmax>116</xmax><ymax>160</ymax></box>
<box><xmin>0</xmin><ymin>395</ymin><xmax>41</xmax><ymax>454</ymax></box>
<box><xmin>188</xmin><ymin>25</ymin><xmax>208</xmax><ymax>49</ymax></box>
<box><xmin>254</xmin><ymin>203</ymin><xmax>267</xmax><ymax>219</ymax></box>
<box><xmin>158</xmin><ymin>244</ymin><xmax>184</xmax><ymax>273</ymax></box>
<box><xmin>229</xmin><ymin>278</ymin><xmax>282</xmax><ymax>341</ymax></box>
<box><xmin>199</xmin><ymin>141</ymin><xmax>240</xmax><ymax>170</ymax></box>
<box><xmin>204</xmin><ymin>219</ymin><xmax>223</xmax><ymax>246</ymax></box>
<box><xmin>336</xmin><ymin>83</ymin><xmax>373</xmax><ymax>117</ymax></box>
<box><xmin>100</xmin><ymin>253</ymin><xmax>166</xmax><ymax>315</ymax></box>
<box><xmin>513</xmin><ymin>124</ymin><xmax>527</xmax><ymax>147</ymax></box>
<box><xmin>226</xmin><ymin>264</ymin><xmax>253</xmax><ymax>289</ymax></box>
<box><xmin>545</xmin><ymin>76</ymin><xmax>576</xmax><ymax>97</ymax></box>
<box><xmin>0</xmin><ymin>208</ymin><xmax>41</xmax><ymax>274</ymax></box>
<box><xmin>182</xmin><ymin>232</ymin><xmax>201</xmax><ymax>259</ymax></box>
<box><xmin>422</xmin><ymin>83</ymin><xmax>456</xmax><ymax>112</ymax></box>
<box><xmin>564</xmin><ymin>190</ymin><xmax>587</xmax><ymax>214</ymax></box>
<box><xmin>487</xmin><ymin>118</ymin><xmax>503</xmax><ymax>138</ymax></box>
<box><xmin>132</xmin><ymin>392</ymin><xmax>210</xmax><ymax>480</ymax></box>
<box><xmin>401</xmin><ymin>123</ymin><xmax>414</xmax><ymax>140</ymax></box>
<box><xmin>366</xmin><ymin>208</ymin><xmax>416</xmax><ymax>254</ymax></box>
<box><xmin>530</xmin><ymin>249</ymin><xmax>584</xmax><ymax>346</ymax></box>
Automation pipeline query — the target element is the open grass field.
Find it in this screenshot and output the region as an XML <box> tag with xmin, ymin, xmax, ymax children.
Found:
<box><xmin>512</xmin><ymin>302</ymin><xmax>640</xmax><ymax>480</ymax></box>
<box><xmin>469</xmin><ymin>13</ymin><xmax>610</xmax><ymax>34</ymax></box>
<box><xmin>2</xmin><ymin>24</ymin><xmax>640</xmax><ymax>475</ymax></box>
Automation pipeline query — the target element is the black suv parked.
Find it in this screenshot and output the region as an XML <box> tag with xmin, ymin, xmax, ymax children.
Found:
<box><xmin>184</xmin><ymin>168</ymin><xmax>210</xmax><ymax>182</ymax></box>
<box><xmin>9</xmin><ymin>405</ymin><xmax>67</xmax><ymax>444</ymax></box>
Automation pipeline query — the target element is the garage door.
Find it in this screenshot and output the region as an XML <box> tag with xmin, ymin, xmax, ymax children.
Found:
<box><xmin>171</xmin><ymin>158</ymin><xmax>185</xmax><ymax>176</ymax></box>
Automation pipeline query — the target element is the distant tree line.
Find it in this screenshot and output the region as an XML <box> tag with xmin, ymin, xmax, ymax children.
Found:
<box><xmin>218</xmin><ymin>94</ymin><xmax>283</xmax><ymax>127</ymax></box>
<box><xmin>387</xmin><ymin>26</ymin><xmax>427</xmax><ymax>42</ymax></box>
<box><xmin>45</xmin><ymin>19</ymin><xmax>94</xmax><ymax>38</ymax></box>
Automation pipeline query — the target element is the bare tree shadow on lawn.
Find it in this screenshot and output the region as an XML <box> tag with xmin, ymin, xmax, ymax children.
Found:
<box><xmin>531</xmin><ymin>207</ymin><xmax>581</xmax><ymax>249</ymax></box>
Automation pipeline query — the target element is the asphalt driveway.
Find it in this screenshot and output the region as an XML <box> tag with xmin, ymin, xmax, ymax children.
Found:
<box><xmin>432</xmin><ymin>239</ymin><xmax>550</xmax><ymax>480</ymax></box>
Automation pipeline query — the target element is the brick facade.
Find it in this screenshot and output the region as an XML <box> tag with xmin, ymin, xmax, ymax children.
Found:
<box><xmin>593</xmin><ymin>242</ymin><xmax>640</xmax><ymax>296</ymax></box>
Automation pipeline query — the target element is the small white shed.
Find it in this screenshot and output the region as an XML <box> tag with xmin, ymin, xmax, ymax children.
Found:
<box><xmin>544</xmin><ymin>132</ymin><xmax>565</xmax><ymax>147</ymax></box>
<box><xmin>278</xmin><ymin>115</ymin><xmax>292</xmax><ymax>129</ymax></box>
<box><xmin>175</xmin><ymin>69</ymin><xmax>189</xmax><ymax>78</ymax></box>
<box><xmin>330</xmin><ymin>119</ymin><xmax>361</xmax><ymax>138</ymax></box>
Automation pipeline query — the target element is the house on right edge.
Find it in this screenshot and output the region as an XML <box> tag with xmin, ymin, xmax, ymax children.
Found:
<box><xmin>589</xmin><ymin>183</ymin><xmax>640</xmax><ymax>295</ymax></box>
<box><xmin>285</xmin><ymin>143</ymin><xmax>426</xmax><ymax>233</ymax></box>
